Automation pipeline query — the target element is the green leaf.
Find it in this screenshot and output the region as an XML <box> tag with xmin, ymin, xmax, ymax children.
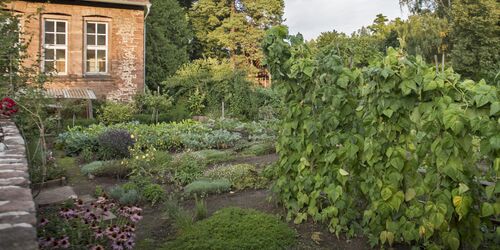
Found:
<box><xmin>458</xmin><ymin>183</ymin><xmax>469</xmax><ymax>194</ymax></box>
<box><xmin>338</xmin><ymin>168</ymin><xmax>349</xmax><ymax>176</ymax></box>
<box><xmin>380</xmin><ymin>231</ymin><xmax>388</xmax><ymax>244</ymax></box>
<box><xmin>303</xmin><ymin>66</ymin><xmax>314</xmax><ymax>77</ymax></box>
<box><xmin>429</xmin><ymin>213</ymin><xmax>445</xmax><ymax>228</ymax></box>
<box><xmin>405</xmin><ymin>188</ymin><xmax>416</xmax><ymax>201</ymax></box>
<box><xmin>294</xmin><ymin>212</ymin><xmax>307</xmax><ymax>224</ymax></box>
<box><xmin>447</xmin><ymin>235</ymin><xmax>460</xmax><ymax>250</ymax></box>
<box><xmin>390</xmin><ymin>157</ymin><xmax>404</xmax><ymax>171</ymax></box>
<box><xmin>490</xmin><ymin>102</ymin><xmax>500</xmax><ymax>116</ymax></box>
<box><xmin>381</xmin><ymin>187</ymin><xmax>393</xmax><ymax>201</ymax></box>
<box><xmin>485</xmin><ymin>185</ymin><xmax>494</xmax><ymax>199</ymax></box>
<box><xmin>481</xmin><ymin>202</ymin><xmax>494</xmax><ymax>217</ymax></box>
<box><xmin>337</xmin><ymin>74</ymin><xmax>349</xmax><ymax>88</ymax></box>
<box><xmin>383</xmin><ymin>109</ymin><xmax>394</xmax><ymax>118</ymax></box>
<box><xmin>424</xmin><ymin>80</ymin><xmax>438</xmax><ymax>91</ymax></box>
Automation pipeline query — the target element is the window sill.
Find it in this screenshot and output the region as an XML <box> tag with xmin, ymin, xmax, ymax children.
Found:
<box><xmin>83</xmin><ymin>74</ymin><xmax>112</xmax><ymax>79</ymax></box>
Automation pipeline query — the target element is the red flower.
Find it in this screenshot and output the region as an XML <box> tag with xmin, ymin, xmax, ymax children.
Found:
<box><xmin>1</xmin><ymin>97</ymin><xmax>18</xmax><ymax>117</ymax></box>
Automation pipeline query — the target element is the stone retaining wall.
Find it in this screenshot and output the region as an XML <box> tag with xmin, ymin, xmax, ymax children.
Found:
<box><xmin>0</xmin><ymin>118</ymin><xmax>38</xmax><ymax>250</ymax></box>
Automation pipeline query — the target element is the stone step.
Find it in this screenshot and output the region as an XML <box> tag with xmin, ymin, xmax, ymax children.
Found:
<box><xmin>34</xmin><ymin>186</ymin><xmax>77</xmax><ymax>206</ymax></box>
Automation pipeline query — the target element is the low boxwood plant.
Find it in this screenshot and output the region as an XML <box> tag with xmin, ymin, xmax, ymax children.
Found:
<box><xmin>183</xmin><ymin>179</ymin><xmax>231</xmax><ymax>196</ymax></box>
<box><xmin>204</xmin><ymin>164</ymin><xmax>268</xmax><ymax>190</ymax></box>
<box><xmin>142</xmin><ymin>183</ymin><xmax>166</xmax><ymax>206</ymax></box>
<box><xmin>240</xmin><ymin>142</ymin><xmax>275</xmax><ymax>156</ymax></box>
<box><xmin>163</xmin><ymin>207</ymin><xmax>296</xmax><ymax>249</ymax></box>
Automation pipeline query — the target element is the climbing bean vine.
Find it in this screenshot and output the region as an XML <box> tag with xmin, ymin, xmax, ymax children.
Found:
<box><xmin>263</xmin><ymin>26</ymin><xmax>499</xmax><ymax>249</ymax></box>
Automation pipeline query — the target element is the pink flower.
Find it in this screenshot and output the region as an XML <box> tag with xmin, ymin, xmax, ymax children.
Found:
<box><xmin>90</xmin><ymin>245</ymin><xmax>105</xmax><ymax>250</ymax></box>
<box><xmin>94</xmin><ymin>228</ymin><xmax>104</xmax><ymax>239</ymax></box>
<box><xmin>112</xmin><ymin>241</ymin><xmax>124</xmax><ymax>250</ymax></box>
<box><xmin>38</xmin><ymin>218</ymin><xmax>49</xmax><ymax>227</ymax></box>
<box><xmin>125</xmin><ymin>239</ymin><xmax>135</xmax><ymax>250</ymax></box>
<box><xmin>130</xmin><ymin>213</ymin><xmax>143</xmax><ymax>223</ymax></box>
<box><xmin>58</xmin><ymin>236</ymin><xmax>70</xmax><ymax>249</ymax></box>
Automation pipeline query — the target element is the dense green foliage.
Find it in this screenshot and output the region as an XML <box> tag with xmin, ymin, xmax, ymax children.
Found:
<box><xmin>263</xmin><ymin>26</ymin><xmax>499</xmax><ymax>248</ymax></box>
<box><xmin>449</xmin><ymin>0</ymin><xmax>499</xmax><ymax>84</ymax></box>
<box><xmin>163</xmin><ymin>207</ymin><xmax>296</xmax><ymax>249</ymax></box>
<box><xmin>146</xmin><ymin>0</ymin><xmax>191</xmax><ymax>90</ymax></box>
<box><xmin>188</xmin><ymin>0</ymin><xmax>284</xmax><ymax>73</ymax></box>
<box><xmin>163</xmin><ymin>58</ymin><xmax>265</xmax><ymax>119</ymax></box>
<box><xmin>97</xmin><ymin>102</ymin><xmax>135</xmax><ymax>125</ymax></box>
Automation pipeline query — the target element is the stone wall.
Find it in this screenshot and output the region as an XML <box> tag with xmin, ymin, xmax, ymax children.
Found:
<box><xmin>0</xmin><ymin>119</ymin><xmax>38</xmax><ymax>250</ymax></box>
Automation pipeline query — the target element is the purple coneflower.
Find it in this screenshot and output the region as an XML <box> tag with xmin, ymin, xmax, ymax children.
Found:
<box><xmin>58</xmin><ymin>236</ymin><xmax>70</xmax><ymax>249</ymax></box>
<box><xmin>130</xmin><ymin>212</ymin><xmax>143</xmax><ymax>223</ymax></box>
<box><xmin>112</xmin><ymin>241</ymin><xmax>125</xmax><ymax>250</ymax></box>
<box><xmin>39</xmin><ymin>218</ymin><xmax>49</xmax><ymax>227</ymax></box>
<box><xmin>125</xmin><ymin>239</ymin><xmax>135</xmax><ymax>250</ymax></box>
<box><xmin>94</xmin><ymin>228</ymin><xmax>104</xmax><ymax>239</ymax></box>
<box><xmin>90</xmin><ymin>245</ymin><xmax>105</xmax><ymax>250</ymax></box>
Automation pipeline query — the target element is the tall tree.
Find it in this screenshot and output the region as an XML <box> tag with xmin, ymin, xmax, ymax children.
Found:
<box><xmin>0</xmin><ymin>0</ymin><xmax>26</xmax><ymax>94</ymax></box>
<box><xmin>189</xmin><ymin>0</ymin><xmax>284</xmax><ymax>73</ymax></box>
<box><xmin>146</xmin><ymin>0</ymin><xmax>191</xmax><ymax>90</ymax></box>
<box><xmin>449</xmin><ymin>0</ymin><xmax>499</xmax><ymax>84</ymax></box>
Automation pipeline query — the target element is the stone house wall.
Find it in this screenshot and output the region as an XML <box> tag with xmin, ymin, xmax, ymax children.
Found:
<box><xmin>7</xmin><ymin>0</ymin><xmax>147</xmax><ymax>101</ymax></box>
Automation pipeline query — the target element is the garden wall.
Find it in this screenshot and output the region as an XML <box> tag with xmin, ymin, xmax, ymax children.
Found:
<box><xmin>0</xmin><ymin>118</ymin><xmax>38</xmax><ymax>250</ymax></box>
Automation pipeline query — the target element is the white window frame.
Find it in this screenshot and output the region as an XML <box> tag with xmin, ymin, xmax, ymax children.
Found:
<box><xmin>84</xmin><ymin>21</ymin><xmax>108</xmax><ymax>75</ymax></box>
<box><xmin>42</xmin><ymin>19</ymin><xmax>68</xmax><ymax>75</ymax></box>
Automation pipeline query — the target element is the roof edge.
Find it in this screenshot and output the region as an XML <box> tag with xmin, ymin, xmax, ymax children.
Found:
<box><xmin>83</xmin><ymin>0</ymin><xmax>151</xmax><ymax>7</ymax></box>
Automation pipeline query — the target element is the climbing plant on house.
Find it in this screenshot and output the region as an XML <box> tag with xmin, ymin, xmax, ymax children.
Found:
<box><xmin>263</xmin><ymin>26</ymin><xmax>499</xmax><ymax>249</ymax></box>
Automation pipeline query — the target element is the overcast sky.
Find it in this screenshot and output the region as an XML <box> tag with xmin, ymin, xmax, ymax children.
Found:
<box><xmin>284</xmin><ymin>0</ymin><xmax>409</xmax><ymax>40</ymax></box>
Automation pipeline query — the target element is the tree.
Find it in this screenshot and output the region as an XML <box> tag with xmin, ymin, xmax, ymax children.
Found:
<box><xmin>189</xmin><ymin>0</ymin><xmax>284</xmax><ymax>73</ymax></box>
<box><xmin>146</xmin><ymin>0</ymin><xmax>191</xmax><ymax>90</ymax></box>
<box><xmin>398</xmin><ymin>14</ymin><xmax>449</xmax><ymax>63</ymax></box>
<box><xmin>0</xmin><ymin>0</ymin><xmax>25</xmax><ymax>94</ymax></box>
<box><xmin>314</xmin><ymin>30</ymin><xmax>382</xmax><ymax>67</ymax></box>
<box><xmin>449</xmin><ymin>0</ymin><xmax>499</xmax><ymax>84</ymax></box>
<box><xmin>399</xmin><ymin>0</ymin><xmax>453</xmax><ymax>16</ymax></box>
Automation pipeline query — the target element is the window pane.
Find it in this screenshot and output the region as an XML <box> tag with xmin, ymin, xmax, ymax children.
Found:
<box><xmin>45</xmin><ymin>21</ymin><xmax>54</xmax><ymax>32</ymax></box>
<box><xmin>87</xmin><ymin>34</ymin><xmax>95</xmax><ymax>46</ymax></box>
<box><xmin>87</xmin><ymin>23</ymin><xmax>95</xmax><ymax>34</ymax></box>
<box><xmin>55</xmin><ymin>61</ymin><xmax>65</xmax><ymax>72</ymax></box>
<box><xmin>87</xmin><ymin>49</ymin><xmax>96</xmax><ymax>60</ymax></box>
<box><xmin>44</xmin><ymin>33</ymin><xmax>54</xmax><ymax>45</ymax></box>
<box><xmin>87</xmin><ymin>60</ymin><xmax>97</xmax><ymax>73</ymax></box>
<box><xmin>56</xmin><ymin>34</ymin><xmax>65</xmax><ymax>45</ymax></box>
<box><xmin>97</xmin><ymin>24</ymin><xmax>106</xmax><ymax>34</ymax></box>
<box><xmin>56</xmin><ymin>49</ymin><xmax>65</xmax><ymax>60</ymax></box>
<box><xmin>44</xmin><ymin>61</ymin><xmax>54</xmax><ymax>72</ymax></box>
<box><xmin>97</xmin><ymin>35</ymin><xmax>106</xmax><ymax>45</ymax></box>
<box><xmin>98</xmin><ymin>61</ymin><xmax>106</xmax><ymax>72</ymax></box>
<box><xmin>97</xmin><ymin>50</ymin><xmax>106</xmax><ymax>60</ymax></box>
<box><xmin>44</xmin><ymin>49</ymin><xmax>54</xmax><ymax>60</ymax></box>
<box><xmin>56</xmin><ymin>22</ymin><xmax>65</xmax><ymax>32</ymax></box>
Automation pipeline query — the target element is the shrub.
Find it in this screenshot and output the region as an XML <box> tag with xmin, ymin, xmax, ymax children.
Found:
<box><xmin>163</xmin><ymin>207</ymin><xmax>296</xmax><ymax>249</ymax></box>
<box><xmin>240</xmin><ymin>142</ymin><xmax>275</xmax><ymax>156</ymax></box>
<box><xmin>109</xmin><ymin>185</ymin><xmax>141</xmax><ymax>205</ymax></box>
<box><xmin>142</xmin><ymin>183</ymin><xmax>165</xmax><ymax>206</ymax></box>
<box><xmin>80</xmin><ymin>161</ymin><xmax>105</xmax><ymax>175</ymax></box>
<box><xmin>97</xmin><ymin>129</ymin><xmax>135</xmax><ymax>160</ymax></box>
<box><xmin>183</xmin><ymin>179</ymin><xmax>231</xmax><ymax>196</ymax></box>
<box><xmin>98</xmin><ymin>102</ymin><xmax>135</xmax><ymax>125</ymax></box>
<box><xmin>204</xmin><ymin>164</ymin><xmax>268</xmax><ymax>190</ymax></box>
<box><xmin>126</xmin><ymin>147</ymin><xmax>172</xmax><ymax>183</ymax></box>
<box><xmin>171</xmin><ymin>154</ymin><xmax>206</xmax><ymax>186</ymax></box>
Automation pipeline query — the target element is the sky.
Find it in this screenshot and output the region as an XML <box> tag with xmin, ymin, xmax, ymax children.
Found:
<box><xmin>284</xmin><ymin>0</ymin><xmax>409</xmax><ymax>40</ymax></box>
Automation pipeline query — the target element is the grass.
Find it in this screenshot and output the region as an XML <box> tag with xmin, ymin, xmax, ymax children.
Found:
<box><xmin>163</xmin><ymin>207</ymin><xmax>296</xmax><ymax>250</ymax></box>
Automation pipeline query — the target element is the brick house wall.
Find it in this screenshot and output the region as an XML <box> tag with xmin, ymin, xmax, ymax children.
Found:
<box><xmin>6</xmin><ymin>0</ymin><xmax>150</xmax><ymax>101</ymax></box>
